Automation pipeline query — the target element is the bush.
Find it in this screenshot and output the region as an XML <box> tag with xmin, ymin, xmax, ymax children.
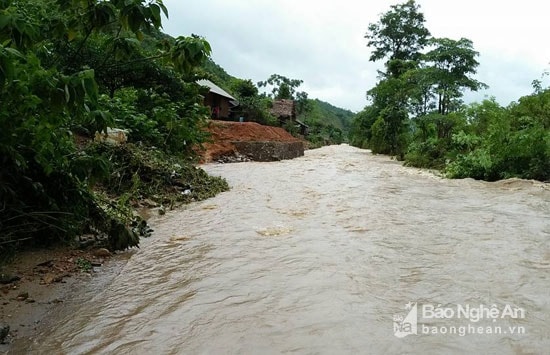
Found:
<box><xmin>405</xmin><ymin>138</ymin><xmax>445</xmax><ymax>168</ymax></box>
<box><xmin>445</xmin><ymin>148</ymin><xmax>495</xmax><ymax>180</ymax></box>
<box><xmin>370</xmin><ymin>116</ymin><xmax>390</xmax><ymax>154</ymax></box>
<box><xmin>99</xmin><ymin>90</ymin><xmax>161</xmax><ymax>146</ymax></box>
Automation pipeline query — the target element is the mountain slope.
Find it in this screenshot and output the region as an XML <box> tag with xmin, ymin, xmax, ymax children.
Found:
<box><xmin>300</xmin><ymin>99</ymin><xmax>355</xmax><ymax>133</ymax></box>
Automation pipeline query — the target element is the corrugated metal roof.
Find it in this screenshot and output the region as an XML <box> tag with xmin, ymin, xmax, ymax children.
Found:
<box><xmin>295</xmin><ymin>119</ymin><xmax>309</xmax><ymax>127</ymax></box>
<box><xmin>197</xmin><ymin>79</ymin><xmax>237</xmax><ymax>101</ymax></box>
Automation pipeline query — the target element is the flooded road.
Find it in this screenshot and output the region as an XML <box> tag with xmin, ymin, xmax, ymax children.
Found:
<box><xmin>19</xmin><ymin>145</ymin><xmax>550</xmax><ymax>354</ymax></box>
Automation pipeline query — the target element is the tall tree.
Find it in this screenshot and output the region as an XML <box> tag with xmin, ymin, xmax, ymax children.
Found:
<box><xmin>231</xmin><ymin>78</ymin><xmax>258</xmax><ymax>98</ymax></box>
<box><xmin>229</xmin><ymin>78</ymin><xmax>273</xmax><ymax>125</ymax></box>
<box><xmin>361</xmin><ymin>0</ymin><xmax>430</xmax><ymax>156</ymax></box>
<box><xmin>424</xmin><ymin>37</ymin><xmax>487</xmax><ymax>115</ymax></box>
<box><xmin>366</xmin><ymin>77</ymin><xmax>411</xmax><ymax>156</ymax></box>
<box><xmin>365</xmin><ymin>0</ymin><xmax>430</xmax><ymax>65</ymax></box>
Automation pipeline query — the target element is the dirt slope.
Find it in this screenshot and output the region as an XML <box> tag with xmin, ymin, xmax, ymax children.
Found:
<box><xmin>199</xmin><ymin>120</ymin><xmax>303</xmax><ymax>162</ymax></box>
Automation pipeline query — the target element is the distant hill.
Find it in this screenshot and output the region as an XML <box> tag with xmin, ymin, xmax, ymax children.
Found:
<box><xmin>300</xmin><ymin>99</ymin><xmax>355</xmax><ymax>134</ymax></box>
<box><xmin>201</xmin><ymin>59</ymin><xmax>234</xmax><ymax>92</ymax></box>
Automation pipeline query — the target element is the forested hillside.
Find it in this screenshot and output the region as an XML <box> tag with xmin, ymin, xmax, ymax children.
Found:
<box><xmin>303</xmin><ymin>99</ymin><xmax>354</xmax><ymax>132</ymax></box>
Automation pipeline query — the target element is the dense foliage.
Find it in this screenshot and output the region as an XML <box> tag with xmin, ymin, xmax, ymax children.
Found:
<box><xmin>230</xmin><ymin>78</ymin><xmax>277</xmax><ymax>125</ymax></box>
<box><xmin>0</xmin><ymin>0</ymin><xmax>227</xmax><ymax>256</ymax></box>
<box><xmin>441</xmin><ymin>94</ymin><xmax>550</xmax><ymax>181</ymax></box>
<box><xmin>351</xmin><ymin>0</ymin><xmax>549</xmax><ymax>181</ymax></box>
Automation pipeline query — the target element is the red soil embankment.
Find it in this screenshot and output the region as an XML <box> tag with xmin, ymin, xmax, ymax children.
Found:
<box><xmin>199</xmin><ymin>120</ymin><xmax>303</xmax><ymax>162</ymax></box>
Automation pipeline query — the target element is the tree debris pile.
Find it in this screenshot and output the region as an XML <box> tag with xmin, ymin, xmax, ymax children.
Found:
<box><xmin>89</xmin><ymin>143</ymin><xmax>229</xmax><ymax>205</ymax></box>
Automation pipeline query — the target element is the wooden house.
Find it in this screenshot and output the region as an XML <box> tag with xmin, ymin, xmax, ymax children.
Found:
<box><xmin>271</xmin><ymin>99</ymin><xmax>309</xmax><ymax>136</ymax></box>
<box><xmin>197</xmin><ymin>79</ymin><xmax>239</xmax><ymax>119</ymax></box>
<box><xmin>270</xmin><ymin>99</ymin><xmax>296</xmax><ymax>123</ymax></box>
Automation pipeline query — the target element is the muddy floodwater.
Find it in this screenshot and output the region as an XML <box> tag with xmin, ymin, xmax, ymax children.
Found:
<box><xmin>15</xmin><ymin>145</ymin><xmax>550</xmax><ymax>354</ymax></box>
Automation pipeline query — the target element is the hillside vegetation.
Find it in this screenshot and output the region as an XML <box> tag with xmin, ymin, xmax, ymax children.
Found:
<box><xmin>0</xmin><ymin>0</ymin><xmax>229</xmax><ymax>257</ymax></box>
<box><xmin>350</xmin><ymin>0</ymin><xmax>549</xmax><ymax>181</ymax></box>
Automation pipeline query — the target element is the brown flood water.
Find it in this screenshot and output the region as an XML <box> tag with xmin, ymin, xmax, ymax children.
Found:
<box><xmin>13</xmin><ymin>145</ymin><xmax>550</xmax><ymax>354</ymax></box>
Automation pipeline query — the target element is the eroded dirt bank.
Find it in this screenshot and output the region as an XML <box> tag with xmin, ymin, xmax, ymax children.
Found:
<box><xmin>199</xmin><ymin>120</ymin><xmax>304</xmax><ymax>162</ymax></box>
<box><xmin>0</xmin><ymin>248</ymin><xmax>129</xmax><ymax>349</ymax></box>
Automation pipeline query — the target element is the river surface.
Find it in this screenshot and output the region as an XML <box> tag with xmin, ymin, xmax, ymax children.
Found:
<box><xmin>16</xmin><ymin>145</ymin><xmax>550</xmax><ymax>354</ymax></box>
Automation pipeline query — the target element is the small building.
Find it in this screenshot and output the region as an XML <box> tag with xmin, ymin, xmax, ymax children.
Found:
<box><xmin>197</xmin><ymin>79</ymin><xmax>239</xmax><ymax>119</ymax></box>
<box><xmin>270</xmin><ymin>99</ymin><xmax>296</xmax><ymax>124</ymax></box>
<box><xmin>295</xmin><ymin>119</ymin><xmax>309</xmax><ymax>136</ymax></box>
<box><xmin>270</xmin><ymin>99</ymin><xmax>308</xmax><ymax>136</ymax></box>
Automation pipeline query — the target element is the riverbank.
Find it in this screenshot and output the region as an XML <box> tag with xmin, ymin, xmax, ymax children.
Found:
<box><xmin>0</xmin><ymin>247</ymin><xmax>128</xmax><ymax>348</ymax></box>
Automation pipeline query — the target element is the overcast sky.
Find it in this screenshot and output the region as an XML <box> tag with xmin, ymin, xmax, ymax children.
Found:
<box><xmin>161</xmin><ymin>0</ymin><xmax>550</xmax><ymax>112</ymax></box>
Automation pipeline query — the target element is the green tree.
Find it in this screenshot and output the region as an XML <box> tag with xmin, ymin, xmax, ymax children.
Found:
<box><xmin>231</xmin><ymin>78</ymin><xmax>258</xmax><ymax>98</ymax></box>
<box><xmin>402</xmin><ymin>65</ymin><xmax>437</xmax><ymax>116</ymax></box>
<box><xmin>358</xmin><ymin>0</ymin><xmax>431</xmax><ymax>156</ymax></box>
<box><xmin>349</xmin><ymin>106</ymin><xmax>380</xmax><ymax>148</ymax></box>
<box><xmin>229</xmin><ymin>78</ymin><xmax>274</xmax><ymax>125</ymax></box>
<box><xmin>364</xmin><ymin>75</ymin><xmax>412</xmax><ymax>156</ymax></box>
<box><xmin>295</xmin><ymin>91</ymin><xmax>312</xmax><ymax>116</ymax></box>
<box><xmin>356</xmin><ymin>1</ymin><xmax>488</xmax><ymax>160</ymax></box>
<box><xmin>258</xmin><ymin>74</ymin><xmax>303</xmax><ymax>99</ymax></box>
<box><xmin>365</xmin><ymin>0</ymin><xmax>430</xmax><ymax>64</ymax></box>
<box><xmin>424</xmin><ymin>37</ymin><xmax>487</xmax><ymax>115</ymax></box>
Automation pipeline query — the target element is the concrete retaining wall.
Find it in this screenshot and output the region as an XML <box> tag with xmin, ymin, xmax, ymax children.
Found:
<box><xmin>232</xmin><ymin>141</ymin><xmax>304</xmax><ymax>162</ymax></box>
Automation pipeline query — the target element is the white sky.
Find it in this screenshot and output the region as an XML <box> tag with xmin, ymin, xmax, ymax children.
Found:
<box><xmin>161</xmin><ymin>0</ymin><xmax>550</xmax><ymax>112</ymax></box>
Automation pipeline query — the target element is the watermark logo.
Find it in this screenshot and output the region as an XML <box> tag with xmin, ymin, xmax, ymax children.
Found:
<box><xmin>393</xmin><ymin>302</ymin><xmax>417</xmax><ymax>338</ymax></box>
<box><xmin>393</xmin><ymin>302</ymin><xmax>526</xmax><ymax>338</ymax></box>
